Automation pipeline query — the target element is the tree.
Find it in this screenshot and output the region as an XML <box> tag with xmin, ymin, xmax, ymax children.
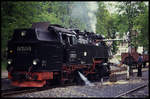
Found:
<box><xmin>96</xmin><ymin>2</ymin><xmax>110</xmax><ymax>36</ymax></box>
<box><xmin>96</xmin><ymin>2</ymin><xmax>119</xmax><ymax>54</ymax></box>
<box><xmin>133</xmin><ymin>2</ymin><xmax>149</xmax><ymax>51</ymax></box>
<box><xmin>116</xmin><ymin>1</ymin><xmax>149</xmax><ymax>51</ymax></box>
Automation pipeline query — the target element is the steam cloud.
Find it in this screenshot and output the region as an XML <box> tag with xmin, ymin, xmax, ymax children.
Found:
<box><xmin>70</xmin><ymin>2</ymin><xmax>98</xmax><ymax>33</ymax></box>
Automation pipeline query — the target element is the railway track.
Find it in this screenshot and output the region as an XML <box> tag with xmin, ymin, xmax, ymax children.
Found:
<box><xmin>1</xmin><ymin>67</ymin><xmax>148</xmax><ymax>97</ymax></box>
<box><xmin>1</xmin><ymin>83</ymin><xmax>76</xmax><ymax>97</ymax></box>
<box><xmin>1</xmin><ymin>87</ymin><xmax>37</xmax><ymax>97</ymax></box>
<box><xmin>115</xmin><ymin>83</ymin><xmax>148</xmax><ymax>98</ymax></box>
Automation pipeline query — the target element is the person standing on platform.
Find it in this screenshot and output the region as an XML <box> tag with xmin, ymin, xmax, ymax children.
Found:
<box><xmin>137</xmin><ymin>54</ymin><xmax>143</xmax><ymax>77</ymax></box>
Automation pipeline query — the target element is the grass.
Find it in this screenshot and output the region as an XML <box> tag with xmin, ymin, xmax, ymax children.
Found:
<box><xmin>1</xmin><ymin>60</ymin><xmax>7</xmax><ymax>71</ymax></box>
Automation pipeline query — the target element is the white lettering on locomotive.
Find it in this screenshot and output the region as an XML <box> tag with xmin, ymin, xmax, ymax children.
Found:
<box><xmin>17</xmin><ymin>46</ymin><xmax>31</xmax><ymax>51</ymax></box>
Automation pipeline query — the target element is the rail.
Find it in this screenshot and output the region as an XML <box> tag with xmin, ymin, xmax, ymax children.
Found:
<box><xmin>115</xmin><ymin>83</ymin><xmax>148</xmax><ymax>98</ymax></box>
<box><xmin>1</xmin><ymin>83</ymin><xmax>76</xmax><ymax>97</ymax></box>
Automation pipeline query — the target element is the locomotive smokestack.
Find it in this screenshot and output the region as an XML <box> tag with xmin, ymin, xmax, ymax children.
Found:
<box><xmin>70</xmin><ymin>2</ymin><xmax>98</xmax><ymax>33</ymax></box>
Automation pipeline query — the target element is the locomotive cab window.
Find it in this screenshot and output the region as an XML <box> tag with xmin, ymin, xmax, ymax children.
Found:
<box><xmin>61</xmin><ymin>33</ymin><xmax>77</xmax><ymax>45</ymax></box>
<box><xmin>36</xmin><ymin>28</ymin><xmax>58</xmax><ymax>41</ymax></box>
<box><xmin>68</xmin><ymin>36</ymin><xmax>77</xmax><ymax>45</ymax></box>
<box><xmin>61</xmin><ymin>34</ymin><xmax>69</xmax><ymax>45</ymax></box>
<box><xmin>68</xmin><ymin>36</ymin><xmax>74</xmax><ymax>45</ymax></box>
<box><xmin>72</xmin><ymin>36</ymin><xmax>78</xmax><ymax>45</ymax></box>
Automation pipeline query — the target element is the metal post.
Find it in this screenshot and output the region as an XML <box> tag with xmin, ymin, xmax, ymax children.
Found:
<box><xmin>127</xmin><ymin>30</ymin><xmax>133</xmax><ymax>79</ymax></box>
<box><xmin>127</xmin><ymin>1</ymin><xmax>134</xmax><ymax>79</ymax></box>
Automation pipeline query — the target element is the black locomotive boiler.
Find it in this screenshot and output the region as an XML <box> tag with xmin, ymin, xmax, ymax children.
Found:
<box><xmin>7</xmin><ymin>22</ymin><xmax>111</xmax><ymax>87</ymax></box>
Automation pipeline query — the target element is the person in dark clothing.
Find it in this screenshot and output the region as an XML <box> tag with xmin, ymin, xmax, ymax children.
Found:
<box><xmin>137</xmin><ymin>54</ymin><xmax>143</xmax><ymax>77</ymax></box>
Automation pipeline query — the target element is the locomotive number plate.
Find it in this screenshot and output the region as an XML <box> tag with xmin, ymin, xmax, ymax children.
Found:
<box><xmin>17</xmin><ymin>46</ymin><xmax>31</xmax><ymax>51</ymax></box>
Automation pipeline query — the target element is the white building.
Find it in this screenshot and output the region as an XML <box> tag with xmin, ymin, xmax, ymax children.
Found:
<box><xmin>115</xmin><ymin>31</ymin><xmax>143</xmax><ymax>55</ymax></box>
<box><xmin>116</xmin><ymin>33</ymin><xmax>128</xmax><ymax>55</ymax></box>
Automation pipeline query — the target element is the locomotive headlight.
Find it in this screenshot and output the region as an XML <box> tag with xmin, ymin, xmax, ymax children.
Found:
<box><xmin>33</xmin><ymin>59</ymin><xmax>39</xmax><ymax>65</ymax></box>
<box><xmin>8</xmin><ymin>59</ymin><xmax>12</xmax><ymax>64</ymax></box>
<box><xmin>96</xmin><ymin>43</ymin><xmax>99</xmax><ymax>46</ymax></box>
<box><xmin>9</xmin><ymin>50</ymin><xmax>13</xmax><ymax>54</ymax></box>
<box><xmin>84</xmin><ymin>51</ymin><xmax>87</xmax><ymax>56</ymax></box>
<box><xmin>33</xmin><ymin>60</ymin><xmax>37</xmax><ymax>65</ymax></box>
<box><xmin>21</xmin><ymin>31</ymin><xmax>26</xmax><ymax>37</ymax></box>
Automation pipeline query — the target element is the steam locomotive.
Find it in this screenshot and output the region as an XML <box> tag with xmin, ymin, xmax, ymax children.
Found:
<box><xmin>7</xmin><ymin>22</ymin><xmax>112</xmax><ymax>87</ymax></box>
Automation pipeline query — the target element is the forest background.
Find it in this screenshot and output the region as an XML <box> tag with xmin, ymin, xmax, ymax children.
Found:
<box><xmin>1</xmin><ymin>1</ymin><xmax>149</xmax><ymax>70</ymax></box>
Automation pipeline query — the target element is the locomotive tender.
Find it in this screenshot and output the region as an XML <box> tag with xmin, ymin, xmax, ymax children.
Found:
<box><xmin>7</xmin><ymin>22</ymin><xmax>111</xmax><ymax>87</ymax></box>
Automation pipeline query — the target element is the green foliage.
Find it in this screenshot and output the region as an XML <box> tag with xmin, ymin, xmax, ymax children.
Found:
<box><xmin>96</xmin><ymin>2</ymin><xmax>119</xmax><ymax>54</ymax></box>
<box><xmin>96</xmin><ymin>2</ymin><xmax>109</xmax><ymax>36</ymax></box>
<box><xmin>116</xmin><ymin>1</ymin><xmax>149</xmax><ymax>51</ymax></box>
<box><xmin>1</xmin><ymin>60</ymin><xmax>7</xmax><ymax>71</ymax></box>
<box><xmin>133</xmin><ymin>4</ymin><xmax>149</xmax><ymax>50</ymax></box>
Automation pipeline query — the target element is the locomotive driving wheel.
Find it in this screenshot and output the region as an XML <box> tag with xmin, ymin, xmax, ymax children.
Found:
<box><xmin>96</xmin><ymin>63</ymin><xmax>110</xmax><ymax>80</ymax></box>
